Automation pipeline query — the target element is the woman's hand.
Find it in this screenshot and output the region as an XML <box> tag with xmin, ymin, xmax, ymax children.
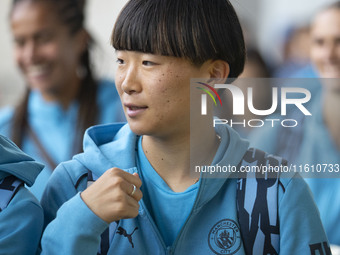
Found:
<box><xmin>81</xmin><ymin>167</ymin><xmax>142</xmax><ymax>223</ymax></box>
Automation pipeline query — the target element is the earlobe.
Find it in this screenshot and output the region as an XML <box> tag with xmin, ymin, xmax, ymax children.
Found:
<box><xmin>209</xmin><ymin>60</ymin><xmax>230</xmax><ymax>80</ymax></box>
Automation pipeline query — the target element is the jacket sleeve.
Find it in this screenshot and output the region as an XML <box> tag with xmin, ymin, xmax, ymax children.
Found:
<box><xmin>278</xmin><ymin>175</ymin><xmax>331</xmax><ymax>255</ymax></box>
<box><xmin>0</xmin><ymin>187</ymin><xmax>44</xmax><ymax>255</ymax></box>
<box><xmin>40</xmin><ymin>164</ymin><xmax>109</xmax><ymax>255</ymax></box>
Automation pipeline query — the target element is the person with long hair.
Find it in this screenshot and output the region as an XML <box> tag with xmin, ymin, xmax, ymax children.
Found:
<box><xmin>0</xmin><ymin>0</ymin><xmax>125</xmax><ymax>199</ymax></box>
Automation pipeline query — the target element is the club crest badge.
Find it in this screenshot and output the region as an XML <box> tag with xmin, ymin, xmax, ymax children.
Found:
<box><xmin>208</xmin><ymin>219</ymin><xmax>241</xmax><ymax>255</ymax></box>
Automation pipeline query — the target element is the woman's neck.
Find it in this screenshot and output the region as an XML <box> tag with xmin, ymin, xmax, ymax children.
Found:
<box><xmin>323</xmin><ymin>90</ymin><xmax>340</xmax><ymax>150</ymax></box>
<box><xmin>41</xmin><ymin>75</ymin><xmax>82</xmax><ymax>110</ymax></box>
<box><xmin>141</xmin><ymin>122</ymin><xmax>219</xmax><ymax>192</ymax></box>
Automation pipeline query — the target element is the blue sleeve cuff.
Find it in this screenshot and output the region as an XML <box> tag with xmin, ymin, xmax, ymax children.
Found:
<box><xmin>62</xmin><ymin>192</ymin><xmax>109</xmax><ymax>235</ymax></box>
<box><xmin>41</xmin><ymin>193</ymin><xmax>109</xmax><ymax>254</ymax></box>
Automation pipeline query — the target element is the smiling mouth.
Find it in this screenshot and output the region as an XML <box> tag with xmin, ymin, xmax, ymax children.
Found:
<box><xmin>27</xmin><ymin>64</ymin><xmax>49</xmax><ymax>78</ymax></box>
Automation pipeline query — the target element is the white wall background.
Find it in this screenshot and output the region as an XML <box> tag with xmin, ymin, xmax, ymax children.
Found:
<box><xmin>257</xmin><ymin>0</ymin><xmax>337</xmax><ymax>65</ymax></box>
<box><xmin>0</xmin><ymin>0</ymin><xmax>336</xmax><ymax>107</ymax></box>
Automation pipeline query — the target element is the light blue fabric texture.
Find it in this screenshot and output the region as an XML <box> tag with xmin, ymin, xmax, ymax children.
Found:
<box><xmin>0</xmin><ymin>80</ymin><xmax>125</xmax><ymax>199</ymax></box>
<box><xmin>137</xmin><ymin>136</ymin><xmax>199</xmax><ymax>246</ymax></box>
<box><xmin>40</xmin><ymin>122</ymin><xmax>329</xmax><ymax>254</ymax></box>
<box><xmin>0</xmin><ymin>134</ymin><xmax>44</xmax><ymax>255</ymax></box>
<box><xmin>249</xmin><ymin>94</ymin><xmax>340</xmax><ymax>245</ymax></box>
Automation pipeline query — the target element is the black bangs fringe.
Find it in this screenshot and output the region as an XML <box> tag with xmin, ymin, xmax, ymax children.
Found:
<box><xmin>111</xmin><ymin>0</ymin><xmax>191</xmax><ymax>58</ymax></box>
<box><xmin>111</xmin><ymin>0</ymin><xmax>245</xmax><ymax>77</ymax></box>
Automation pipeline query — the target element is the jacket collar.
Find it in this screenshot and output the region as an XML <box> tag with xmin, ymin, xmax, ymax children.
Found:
<box><xmin>75</xmin><ymin>122</ymin><xmax>249</xmax><ymax>210</ymax></box>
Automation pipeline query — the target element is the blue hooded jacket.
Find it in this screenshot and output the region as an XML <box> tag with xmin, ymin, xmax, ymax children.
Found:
<box><xmin>0</xmin><ymin>134</ymin><xmax>44</xmax><ymax>255</ymax></box>
<box><xmin>40</xmin><ymin>123</ymin><xmax>329</xmax><ymax>255</ymax></box>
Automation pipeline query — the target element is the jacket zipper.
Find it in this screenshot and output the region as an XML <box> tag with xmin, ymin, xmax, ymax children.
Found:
<box><xmin>139</xmin><ymin>199</ymin><xmax>168</xmax><ymax>253</ymax></box>
<box><xmin>134</xmin><ymin>162</ymin><xmax>168</xmax><ymax>254</ymax></box>
<box><xmin>169</xmin><ymin>178</ymin><xmax>204</xmax><ymax>254</ymax></box>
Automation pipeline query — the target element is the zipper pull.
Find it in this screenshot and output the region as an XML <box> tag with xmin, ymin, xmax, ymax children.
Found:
<box><xmin>166</xmin><ymin>246</ymin><xmax>173</xmax><ymax>255</ymax></box>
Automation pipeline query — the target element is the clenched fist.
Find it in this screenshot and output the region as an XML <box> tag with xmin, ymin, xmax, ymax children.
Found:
<box><xmin>81</xmin><ymin>167</ymin><xmax>143</xmax><ymax>223</ymax></box>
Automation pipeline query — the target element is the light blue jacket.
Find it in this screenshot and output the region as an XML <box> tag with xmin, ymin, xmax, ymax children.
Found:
<box><xmin>40</xmin><ymin>123</ymin><xmax>329</xmax><ymax>255</ymax></box>
<box><xmin>0</xmin><ymin>134</ymin><xmax>44</xmax><ymax>255</ymax></box>
<box><xmin>249</xmin><ymin>94</ymin><xmax>340</xmax><ymax>246</ymax></box>
<box><xmin>0</xmin><ymin>80</ymin><xmax>125</xmax><ymax>199</ymax></box>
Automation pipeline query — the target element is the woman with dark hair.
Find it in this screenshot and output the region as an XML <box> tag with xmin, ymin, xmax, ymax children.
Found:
<box><xmin>41</xmin><ymin>0</ymin><xmax>328</xmax><ymax>254</ymax></box>
<box><xmin>0</xmin><ymin>0</ymin><xmax>124</xmax><ymax>199</ymax></box>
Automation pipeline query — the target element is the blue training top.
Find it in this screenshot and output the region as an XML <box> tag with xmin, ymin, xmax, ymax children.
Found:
<box><xmin>249</xmin><ymin>93</ymin><xmax>340</xmax><ymax>246</ymax></box>
<box><xmin>40</xmin><ymin>123</ymin><xmax>329</xmax><ymax>254</ymax></box>
<box><xmin>0</xmin><ymin>134</ymin><xmax>44</xmax><ymax>255</ymax></box>
<box><xmin>137</xmin><ymin>136</ymin><xmax>199</xmax><ymax>246</ymax></box>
